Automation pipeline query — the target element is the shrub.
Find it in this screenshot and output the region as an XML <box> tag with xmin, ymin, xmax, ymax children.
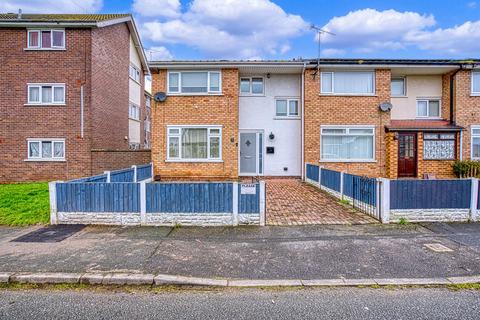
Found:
<box><xmin>452</xmin><ymin>160</ymin><xmax>480</xmax><ymax>178</ymax></box>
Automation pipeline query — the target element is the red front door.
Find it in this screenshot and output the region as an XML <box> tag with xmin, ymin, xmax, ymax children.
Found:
<box><xmin>398</xmin><ymin>133</ymin><xmax>417</xmax><ymax>178</ymax></box>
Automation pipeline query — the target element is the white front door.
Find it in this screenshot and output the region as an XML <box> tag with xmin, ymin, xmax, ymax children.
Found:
<box><xmin>239</xmin><ymin>131</ymin><xmax>263</xmax><ymax>176</ymax></box>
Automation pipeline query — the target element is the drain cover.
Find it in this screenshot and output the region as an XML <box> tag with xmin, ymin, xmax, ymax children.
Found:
<box><xmin>424</xmin><ymin>243</ymin><xmax>454</xmax><ymax>252</ymax></box>
<box><xmin>11</xmin><ymin>225</ymin><xmax>85</xmax><ymax>243</ymax></box>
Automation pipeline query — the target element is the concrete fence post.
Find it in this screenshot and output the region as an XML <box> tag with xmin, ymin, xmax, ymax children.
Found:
<box><xmin>150</xmin><ymin>162</ymin><xmax>154</xmax><ymax>180</ymax></box>
<box><xmin>304</xmin><ymin>163</ymin><xmax>307</xmax><ymax>182</ymax></box>
<box><xmin>378</xmin><ymin>178</ymin><xmax>391</xmax><ymax>224</ymax></box>
<box><xmin>470</xmin><ymin>178</ymin><xmax>478</xmax><ymax>222</ymax></box>
<box><xmin>340</xmin><ymin>171</ymin><xmax>345</xmax><ymax>200</ymax></box>
<box><xmin>132</xmin><ymin>165</ymin><xmax>137</xmax><ymax>182</ymax></box>
<box><xmin>140</xmin><ymin>181</ymin><xmax>147</xmax><ymax>225</ymax></box>
<box><xmin>232</xmin><ymin>182</ymin><xmax>239</xmax><ymax>226</ymax></box>
<box><xmin>104</xmin><ymin>171</ymin><xmax>111</xmax><ymax>183</ymax></box>
<box><xmin>49</xmin><ymin>181</ymin><xmax>59</xmax><ymax>225</ymax></box>
<box><xmin>318</xmin><ymin>166</ymin><xmax>322</xmax><ymax>188</ymax></box>
<box><xmin>259</xmin><ymin>181</ymin><xmax>266</xmax><ymax>226</ymax></box>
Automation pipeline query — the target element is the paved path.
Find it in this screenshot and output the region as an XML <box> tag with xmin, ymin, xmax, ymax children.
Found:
<box><xmin>266</xmin><ymin>179</ymin><xmax>376</xmax><ymax>225</ymax></box>
<box><xmin>0</xmin><ymin>223</ymin><xmax>479</xmax><ymax>280</ymax></box>
<box><xmin>1</xmin><ymin>287</ymin><xmax>479</xmax><ymax>320</ymax></box>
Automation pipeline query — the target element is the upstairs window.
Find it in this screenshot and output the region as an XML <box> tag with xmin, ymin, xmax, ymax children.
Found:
<box><xmin>129</xmin><ymin>102</ymin><xmax>140</xmax><ymax>120</ymax></box>
<box><xmin>472</xmin><ymin>72</ymin><xmax>480</xmax><ymax>95</ymax></box>
<box><xmin>167</xmin><ymin>71</ymin><xmax>221</xmax><ymax>94</ymax></box>
<box><xmin>129</xmin><ymin>64</ymin><xmax>141</xmax><ymax>83</ymax></box>
<box><xmin>27</xmin><ymin>84</ymin><xmax>65</xmax><ymax>105</ymax></box>
<box><xmin>27</xmin><ymin>29</ymin><xmax>65</xmax><ymax>49</ymax></box>
<box><xmin>391</xmin><ymin>77</ymin><xmax>406</xmax><ymax>96</ymax></box>
<box><xmin>240</xmin><ymin>77</ymin><xmax>264</xmax><ymax>95</ymax></box>
<box><xmin>417</xmin><ymin>99</ymin><xmax>440</xmax><ymax>118</ymax></box>
<box><xmin>321</xmin><ymin>71</ymin><xmax>374</xmax><ymax>95</ymax></box>
<box><xmin>275</xmin><ymin>99</ymin><xmax>299</xmax><ymax>117</ymax></box>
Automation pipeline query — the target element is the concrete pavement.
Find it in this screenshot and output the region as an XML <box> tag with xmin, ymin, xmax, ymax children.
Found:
<box><xmin>0</xmin><ymin>223</ymin><xmax>479</xmax><ymax>281</ymax></box>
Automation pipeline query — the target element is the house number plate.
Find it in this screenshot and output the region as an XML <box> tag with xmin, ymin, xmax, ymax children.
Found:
<box><xmin>241</xmin><ymin>184</ymin><xmax>257</xmax><ymax>195</ymax></box>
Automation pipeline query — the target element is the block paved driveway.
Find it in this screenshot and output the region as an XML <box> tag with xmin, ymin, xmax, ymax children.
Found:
<box><xmin>266</xmin><ymin>179</ymin><xmax>377</xmax><ymax>225</ymax></box>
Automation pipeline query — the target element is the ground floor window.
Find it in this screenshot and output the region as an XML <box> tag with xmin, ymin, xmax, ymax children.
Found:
<box><xmin>167</xmin><ymin>126</ymin><xmax>222</xmax><ymax>161</ymax></box>
<box><xmin>423</xmin><ymin>133</ymin><xmax>455</xmax><ymax>160</ymax></box>
<box><xmin>27</xmin><ymin>139</ymin><xmax>65</xmax><ymax>160</ymax></box>
<box><xmin>320</xmin><ymin>126</ymin><xmax>374</xmax><ymax>161</ymax></box>
<box><xmin>472</xmin><ymin>127</ymin><xmax>480</xmax><ymax>159</ymax></box>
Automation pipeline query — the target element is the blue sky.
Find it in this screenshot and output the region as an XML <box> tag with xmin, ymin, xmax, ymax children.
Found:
<box><xmin>2</xmin><ymin>0</ymin><xmax>480</xmax><ymax>60</ymax></box>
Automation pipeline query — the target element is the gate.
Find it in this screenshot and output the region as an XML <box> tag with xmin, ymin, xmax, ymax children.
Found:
<box><xmin>352</xmin><ymin>175</ymin><xmax>378</xmax><ymax>219</ymax></box>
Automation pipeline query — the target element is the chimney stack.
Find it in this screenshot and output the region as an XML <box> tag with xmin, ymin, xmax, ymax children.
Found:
<box><xmin>17</xmin><ymin>9</ymin><xmax>22</xmax><ymax>19</ymax></box>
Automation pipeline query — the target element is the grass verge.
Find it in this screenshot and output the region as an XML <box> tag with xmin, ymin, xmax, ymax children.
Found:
<box><xmin>0</xmin><ymin>183</ymin><xmax>50</xmax><ymax>226</ymax></box>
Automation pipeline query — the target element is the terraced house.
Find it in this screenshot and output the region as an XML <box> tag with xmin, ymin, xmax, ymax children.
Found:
<box><xmin>150</xmin><ymin>59</ymin><xmax>480</xmax><ymax>180</ymax></box>
<box><xmin>0</xmin><ymin>13</ymin><xmax>150</xmax><ymax>182</ymax></box>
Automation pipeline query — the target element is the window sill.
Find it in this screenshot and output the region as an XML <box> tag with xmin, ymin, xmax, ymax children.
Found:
<box><xmin>240</xmin><ymin>94</ymin><xmax>266</xmax><ymax>97</ymax></box>
<box><xmin>129</xmin><ymin>118</ymin><xmax>141</xmax><ymax>122</ymax></box>
<box><xmin>165</xmin><ymin>159</ymin><xmax>224</xmax><ymax>163</ymax></box>
<box><xmin>471</xmin><ymin>94</ymin><xmax>480</xmax><ymax>97</ymax></box>
<box><xmin>319</xmin><ymin>94</ymin><xmax>377</xmax><ymax>97</ymax></box>
<box><xmin>24</xmin><ymin>48</ymin><xmax>66</xmax><ymax>51</ymax></box>
<box><xmin>24</xmin><ymin>103</ymin><xmax>66</xmax><ymax>107</ymax></box>
<box><xmin>274</xmin><ymin>116</ymin><xmax>301</xmax><ymax>120</ymax></box>
<box><xmin>391</xmin><ymin>95</ymin><xmax>408</xmax><ymax>98</ymax></box>
<box><xmin>24</xmin><ymin>159</ymin><xmax>66</xmax><ymax>162</ymax></box>
<box><xmin>319</xmin><ymin>160</ymin><xmax>377</xmax><ymax>163</ymax></box>
<box><xmin>167</xmin><ymin>93</ymin><xmax>224</xmax><ymax>97</ymax></box>
<box><xmin>415</xmin><ymin>117</ymin><xmax>442</xmax><ymax>120</ymax></box>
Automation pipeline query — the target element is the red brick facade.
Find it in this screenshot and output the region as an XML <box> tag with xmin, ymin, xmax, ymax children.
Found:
<box><xmin>304</xmin><ymin>68</ymin><xmax>392</xmax><ymax>178</ymax></box>
<box><xmin>0</xmin><ymin>23</ymin><xmax>148</xmax><ymax>183</ymax></box>
<box><xmin>151</xmin><ymin>69</ymin><xmax>239</xmax><ymax>180</ymax></box>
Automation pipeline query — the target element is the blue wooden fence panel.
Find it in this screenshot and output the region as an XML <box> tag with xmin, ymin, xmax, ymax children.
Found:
<box><xmin>110</xmin><ymin>168</ymin><xmax>135</xmax><ymax>183</ymax></box>
<box><xmin>321</xmin><ymin>168</ymin><xmax>341</xmax><ymax>192</ymax></box>
<box><xmin>306</xmin><ymin>164</ymin><xmax>319</xmax><ymax>182</ymax></box>
<box><xmin>56</xmin><ymin>183</ymin><xmax>140</xmax><ymax>212</ymax></box>
<box><xmin>69</xmin><ymin>174</ymin><xmax>108</xmax><ymax>183</ymax></box>
<box><xmin>137</xmin><ymin>164</ymin><xmax>152</xmax><ymax>181</ymax></box>
<box><xmin>238</xmin><ymin>184</ymin><xmax>260</xmax><ymax>214</ymax></box>
<box><xmin>146</xmin><ymin>183</ymin><xmax>233</xmax><ymax>213</ymax></box>
<box><xmin>390</xmin><ymin>179</ymin><xmax>471</xmax><ymax>209</ymax></box>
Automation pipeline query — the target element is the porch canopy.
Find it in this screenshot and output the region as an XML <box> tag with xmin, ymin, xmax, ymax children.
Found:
<box><xmin>386</xmin><ymin>120</ymin><xmax>464</xmax><ymax>132</ymax></box>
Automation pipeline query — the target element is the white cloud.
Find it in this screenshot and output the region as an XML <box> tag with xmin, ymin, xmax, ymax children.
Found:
<box><xmin>405</xmin><ymin>20</ymin><xmax>480</xmax><ymax>54</ymax></box>
<box><xmin>321</xmin><ymin>48</ymin><xmax>346</xmax><ymax>57</ymax></box>
<box><xmin>145</xmin><ymin>46</ymin><xmax>174</xmax><ymax>61</ymax></box>
<box><xmin>0</xmin><ymin>0</ymin><xmax>102</xmax><ymax>13</ymax></box>
<box><xmin>132</xmin><ymin>0</ymin><xmax>180</xmax><ymax>18</ymax></box>
<box><xmin>319</xmin><ymin>9</ymin><xmax>435</xmax><ymax>53</ymax></box>
<box><xmin>140</xmin><ymin>0</ymin><xmax>308</xmax><ymax>59</ymax></box>
<box><xmin>467</xmin><ymin>1</ymin><xmax>477</xmax><ymax>8</ymax></box>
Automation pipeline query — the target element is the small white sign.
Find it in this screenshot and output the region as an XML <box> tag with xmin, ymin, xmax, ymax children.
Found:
<box><xmin>241</xmin><ymin>184</ymin><xmax>257</xmax><ymax>195</ymax></box>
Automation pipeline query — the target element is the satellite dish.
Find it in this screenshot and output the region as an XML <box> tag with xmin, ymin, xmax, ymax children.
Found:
<box><xmin>154</xmin><ymin>92</ymin><xmax>167</xmax><ymax>102</ymax></box>
<box><xmin>379</xmin><ymin>102</ymin><xmax>393</xmax><ymax>112</ymax></box>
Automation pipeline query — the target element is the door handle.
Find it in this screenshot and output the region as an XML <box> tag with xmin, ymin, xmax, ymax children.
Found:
<box><xmin>244</xmin><ymin>156</ymin><xmax>252</xmax><ymax>159</ymax></box>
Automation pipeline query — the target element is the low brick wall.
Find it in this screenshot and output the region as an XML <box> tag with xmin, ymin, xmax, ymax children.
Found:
<box><xmin>91</xmin><ymin>149</ymin><xmax>151</xmax><ymax>175</ymax></box>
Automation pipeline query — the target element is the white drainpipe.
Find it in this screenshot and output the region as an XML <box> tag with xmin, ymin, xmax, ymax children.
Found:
<box><xmin>301</xmin><ymin>62</ymin><xmax>306</xmax><ymax>180</ymax></box>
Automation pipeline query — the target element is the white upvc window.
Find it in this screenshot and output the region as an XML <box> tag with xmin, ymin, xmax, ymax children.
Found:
<box><xmin>391</xmin><ymin>77</ymin><xmax>406</xmax><ymax>96</ymax></box>
<box><xmin>471</xmin><ymin>127</ymin><xmax>480</xmax><ymax>159</ymax></box>
<box><xmin>321</xmin><ymin>71</ymin><xmax>375</xmax><ymax>95</ymax></box>
<box><xmin>275</xmin><ymin>98</ymin><xmax>299</xmax><ymax>117</ymax></box>
<box><xmin>129</xmin><ymin>64</ymin><xmax>141</xmax><ymax>83</ymax></box>
<box><xmin>416</xmin><ymin>99</ymin><xmax>440</xmax><ymax>118</ymax></box>
<box><xmin>27</xmin><ymin>29</ymin><xmax>65</xmax><ymax>49</ymax></box>
<box><xmin>320</xmin><ymin>126</ymin><xmax>375</xmax><ymax>162</ymax></box>
<box><xmin>27</xmin><ymin>84</ymin><xmax>65</xmax><ymax>105</ymax></box>
<box><xmin>167</xmin><ymin>126</ymin><xmax>222</xmax><ymax>161</ymax></box>
<box><xmin>27</xmin><ymin>139</ymin><xmax>65</xmax><ymax>161</ymax></box>
<box><xmin>472</xmin><ymin>72</ymin><xmax>480</xmax><ymax>95</ymax></box>
<box><xmin>423</xmin><ymin>133</ymin><xmax>456</xmax><ymax>160</ymax></box>
<box><xmin>167</xmin><ymin>71</ymin><xmax>221</xmax><ymax>94</ymax></box>
<box><xmin>129</xmin><ymin>102</ymin><xmax>140</xmax><ymax>120</ymax></box>
<box><xmin>240</xmin><ymin>77</ymin><xmax>264</xmax><ymax>95</ymax></box>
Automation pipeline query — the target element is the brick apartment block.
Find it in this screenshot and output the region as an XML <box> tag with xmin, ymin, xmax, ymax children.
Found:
<box><xmin>150</xmin><ymin>59</ymin><xmax>479</xmax><ymax>180</ymax></box>
<box><xmin>0</xmin><ymin>13</ymin><xmax>150</xmax><ymax>182</ymax></box>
